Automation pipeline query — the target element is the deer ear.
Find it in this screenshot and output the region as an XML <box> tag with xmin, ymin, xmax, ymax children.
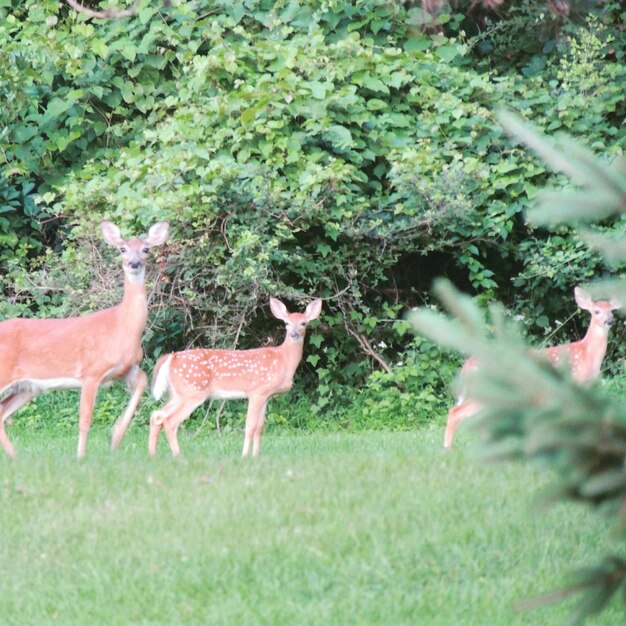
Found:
<box><xmin>145</xmin><ymin>221</ymin><xmax>170</xmax><ymax>247</ymax></box>
<box><xmin>269</xmin><ymin>298</ymin><xmax>289</xmax><ymax>321</ymax></box>
<box><xmin>101</xmin><ymin>221</ymin><xmax>124</xmax><ymax>248</ymax></box>
<box><xmin>305</xmin><ymin>299</ymin><xmax>322</xmax><ymax>321</ymax></box>
<box><xmin>574</xmin><ymin>286</ymin><xmax>593</xmax><ymax>311</ymax></box>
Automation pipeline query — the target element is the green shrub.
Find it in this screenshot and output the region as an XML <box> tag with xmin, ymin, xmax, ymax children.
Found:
<box><xmin>0</xmin><ymin>0</ymin><xmax>623</xmax><ymax>400</ymax></box>
<box><xmin>353</xmin><ymin>336</ymin><xmax>460</xmax><ymax>429</ymax></box>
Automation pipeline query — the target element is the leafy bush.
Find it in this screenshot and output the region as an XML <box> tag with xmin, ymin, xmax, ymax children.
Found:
<box><xmin>0</xmin><ymin>0</ymin><xmax>623</xmax><ymax>422</ymax></box>
<box><xmin>352</xmin><ymin>336</ymin><xmax>459</xmax><ymax>429</ymax></box>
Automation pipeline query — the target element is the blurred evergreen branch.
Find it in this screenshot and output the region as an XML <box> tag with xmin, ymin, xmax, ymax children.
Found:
<box><xmin>410</xmin><ymin>112</ymin><xmax>626</xmax><ymax>624</ymax></box>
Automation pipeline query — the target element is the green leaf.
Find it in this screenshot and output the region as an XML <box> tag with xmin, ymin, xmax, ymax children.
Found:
<box><xmin>228</xmin><ymin>2</ymin><xmax>245</xmax><ymax>23</ymax></box>
<box><xmin>307</xmin><ymin>81</ymin><xmax>327</xmax><ymax>99</ymax></box>
<box><xmin>316</xmin><ymin>243</ymin><xmax>332</xmax><ymax>258</ymax></box>
<box><xmin>435</xmin><ymin>44</ymin><xmax>462</xmax><ymax>62</ymax></box>
<box><xmin>404</xmin><ymin>37</ymin><xmax>430</xmax><ymax>52</ymax></box>
<box><xmin>308</xmin><ymin>334</ymin><xmax>323</xmax><ymax>349</ymax></box>
<box><xmin>307</xmin><ymin>354</ymin><xmax>320</xmax><ymax>366</ymax></box>
<box><xmin>325</xmin><ymin>125</ymin><xmax>353</xmax><ymax>149</ymax></box>
<box><xmin>371</xmin><ymin>19</ymin><xmax>389</xmax><ymax>34</ymax></box>
<box><xmin>13</xmin><ymin>125</ymin><xmax>38</xmax><ymax>143</ymax></box>
<box><xmin>362</xmin><ymin>75</ymin><xmax>389</xmax><ymax>94</ymax></box>
<box><xmin>241</xmin><ymin>106</ymin><xmax>259</xmax><ymax>124</ymax></box>
<box><xmin>120</xmin><ymin>44</ymin><xmax>137</xmax><ymax>62</ymax></box>
<box><xmin>138</xmin><ymin>6</ymin><xmax>156</xmax><ymax>24</ymax></box>
<box><xmin>120</xmin><ymin>82</ymin><xmax>135</xmax><ymax>103</ymax></box>
<box><xmin>91</xmin><ymin>38</ymin><xmax>109</xmax><ymax>58</ymax></box>
<box><xmin>366</xmin><ymin>98</ymin><xmax>387</xmax><ymax>111</ymax></box>
<box><xmin>44</xmin><ymin>98</ymin><xmax>71</xmax><ymax>120</ymax></box>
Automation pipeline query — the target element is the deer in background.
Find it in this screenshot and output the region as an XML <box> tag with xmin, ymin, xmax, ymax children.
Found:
<box><xmin>149</xmin><ymin>297</ymin><xmax>323</xmax><ymax>457</ymax></box>
<box><xmin>444</xmin><ymin>286</ymin><xmax>621</xmax><ymax>448</ymax></box>
<box><xmin>0</xmin><ymin>220</ymin><xmax>170</xmax><ymax>458</ymax></box>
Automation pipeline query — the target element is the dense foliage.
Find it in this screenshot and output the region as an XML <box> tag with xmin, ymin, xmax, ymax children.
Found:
<box><xmin>0</xmin><ymin>0</ymin><xmax>624</xmax><ymax>418</ymax></box>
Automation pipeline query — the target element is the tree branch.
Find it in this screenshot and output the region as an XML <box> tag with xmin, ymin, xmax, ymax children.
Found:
<box><xmin>65</xmin><ymin>0</ymin><xmax>142</xmax><ymax>19</ymax></box>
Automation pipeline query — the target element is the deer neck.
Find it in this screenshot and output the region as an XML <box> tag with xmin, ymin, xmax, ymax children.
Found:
<box><xmin>119</xmin><ymin>274</ymin><xmax>149</xmax><ymax>335</ymax></box>
<box><xmin>278</xmin><ymin>335</ymin><xmax>306</xmax><ymax>377</ymax></box>
<box><xmin>580</xmin><ymin>319</ymin><xmax>609</xmax><ymax>367</ymax></box>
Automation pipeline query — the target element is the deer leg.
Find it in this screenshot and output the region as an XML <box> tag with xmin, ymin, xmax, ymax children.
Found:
<box><xmin>149</xmin><ymin>396</ymin><xmax>180</xmax><ymax>456</ymax></box>
<box><xmin>77</xmin><ymin>379</ymin><xmax>100</xmax><ymax>459</ymax></box>
<box><xmin>0</xmin><ymin>390</ymin><xmax>36</xmax><ymax>458</ymax></box>
<box><xmin>111</xmin><ymin>366</ymin><xmax>148</xmax><ymax>451</ymax></box>
<box><xmin>444</xmin><ymin>400</ymin><xmax>481</xmax><ymax>449</ymax></box>
<box><xmin>252</xmin><ymin>399</ymin><xmax>269</xmax><ymax>458</ymax></box>
<box><xmin>151</xmin><ymin>397</ymin><xmax>203</xmax><ymax>457</ymax></box>
<box><xmin>242</xmin><ymin>395</ymin><xmax>266</xmax><ymax>458</ymax></box>
<box><xmin>162</xmin><ymin>416</ymin><xmax>183</xmax><ymax>457</ymax></box>
<box><xmin>0</xmin><ymin>421</ymin><xmax>14</xmax><ymax>458</ymax></box>
<box><xmin>148</xmin><ymin>414</ymin><xmax>164</xmax><ymax>456</ymax></box>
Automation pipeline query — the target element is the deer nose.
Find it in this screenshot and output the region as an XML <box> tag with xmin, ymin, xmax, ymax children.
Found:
<box><xmin>128</xmin><ymin>259</ymin><xmax>142</xmax><ymax>270</ymax></box>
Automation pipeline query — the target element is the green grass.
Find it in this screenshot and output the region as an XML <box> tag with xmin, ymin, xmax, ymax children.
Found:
<box><xmin>0</xmin><ymin>424</ymin><xmax>623</xmax><ymax>625</ymax></box>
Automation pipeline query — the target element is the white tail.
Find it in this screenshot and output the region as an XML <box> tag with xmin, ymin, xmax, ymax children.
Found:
<box><xmin>0</xmin><ymin>220</ymin><xmax>170</xmax><ymax>458</ymax></box>
<box><xmin>148</xmin><ymin>297</ymin><xmax>323</xmax><ymax>457</ymax></box>
<box><xmin>443</xmin><ymin>286</ymin><xmax>621</xmax><ymax>449</ymax></box>
<box><xmin>151</xmin><ymin>354</ymin><xmax>172</xmax><ymax>402</ymax></box>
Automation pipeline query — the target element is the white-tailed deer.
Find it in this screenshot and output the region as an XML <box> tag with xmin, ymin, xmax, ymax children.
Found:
<box><xmin>0</xmin><ymin>220</ymin><xmax>170</xmax><ymax>458</ymax></box>
<box><xmin>149</xmin><ymin>297</ymin><xmax>323</xmax><ymax>457</ymax></box>
<box><xmin>444</xmin><ymin>286</ymin><xmax>621</xmax><ymax>448</ymax></box>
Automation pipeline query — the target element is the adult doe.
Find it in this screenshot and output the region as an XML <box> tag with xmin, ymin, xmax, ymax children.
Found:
<box><xmin>0</xmin><ymin>220</ymin><xmax>169</xmax><ymax>457</ymax></box>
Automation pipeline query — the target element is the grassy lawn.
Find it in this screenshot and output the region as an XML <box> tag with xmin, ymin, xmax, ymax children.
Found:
<box><xmin>0</xmin><ymin>423</ymin><xmax>623</xmax><ymax>625</ymax></box>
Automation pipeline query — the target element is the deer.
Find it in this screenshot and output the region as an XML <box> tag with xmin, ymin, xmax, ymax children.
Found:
<box><xmin>148</xmin><ymin>297</ymin><xmax>323</xmax><ymax>457</ymax></box>
<box><xmin>0</xmin><ymin>220</ymin><xmax>170</xmax><ymax>458</ymax></box>
<box><xmin>444</xmin><ymin>286</ymin><xmax>621</xmax><ymax>449</ymax></box>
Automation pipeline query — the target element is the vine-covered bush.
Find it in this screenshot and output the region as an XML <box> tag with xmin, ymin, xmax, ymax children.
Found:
<box><xmin>0</xmin><ymin>1</ymin><xmax>624</xmax><ymax>423</ymax></box>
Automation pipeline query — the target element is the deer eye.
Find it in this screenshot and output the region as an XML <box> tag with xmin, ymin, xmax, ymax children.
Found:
<box><xmin>142</xmin><ymin>247</ymin><xmax>149</xmax><ymax>254</ymax></box>
<box><xmin>595</xmin><ymin>309</ymin><xmax>601</xmax><ymax>315</ymax></box>
<box><xmin>120</xmin><ymin>246</ymin><xmax>127</xmax><ymax>253</ymax></box>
